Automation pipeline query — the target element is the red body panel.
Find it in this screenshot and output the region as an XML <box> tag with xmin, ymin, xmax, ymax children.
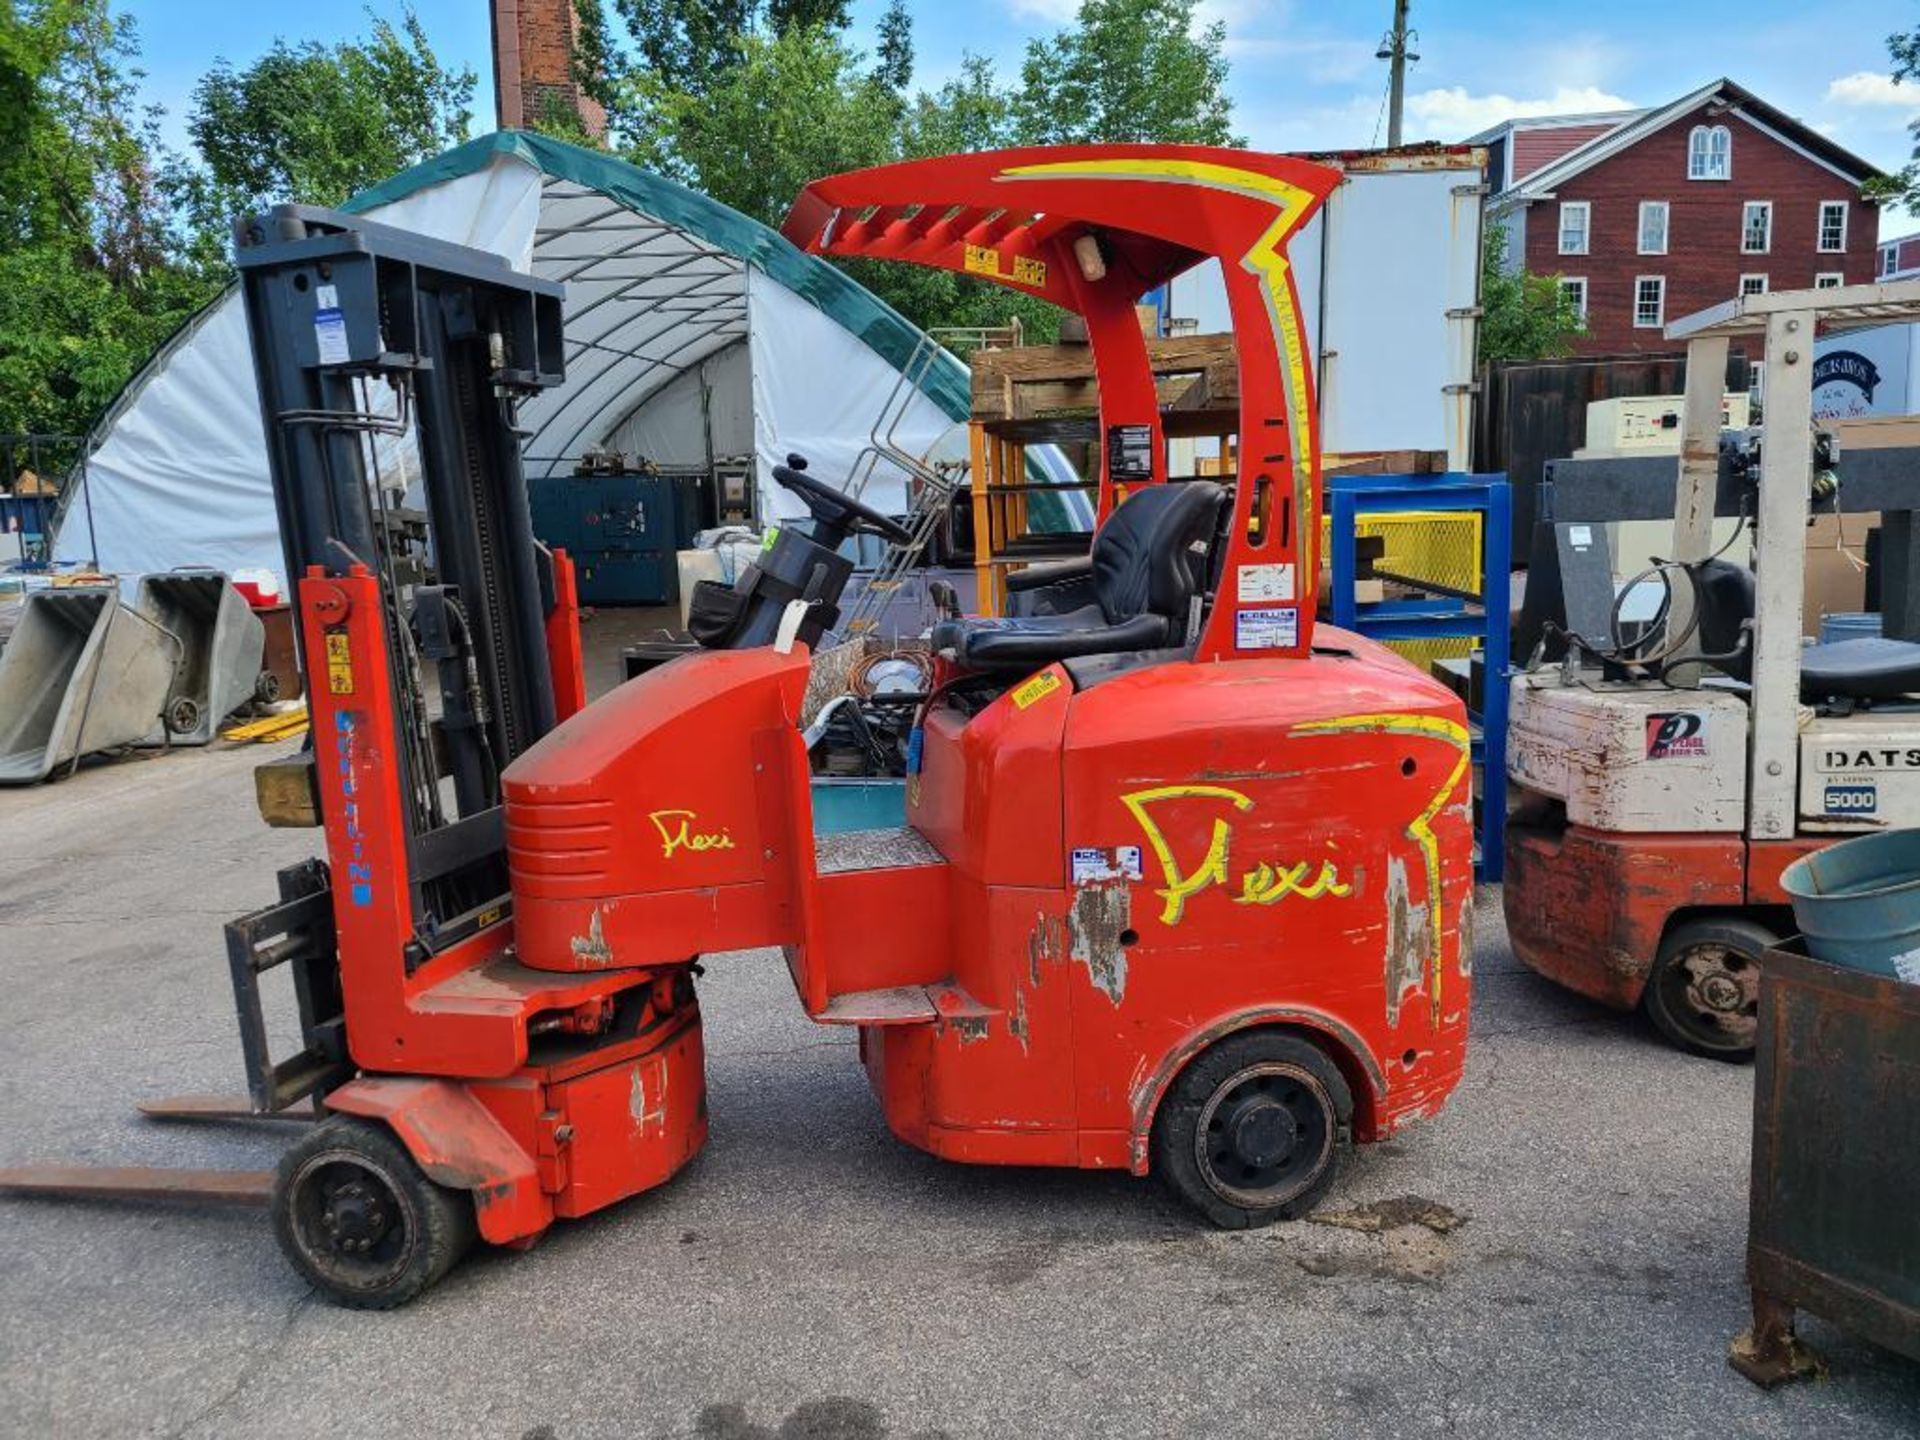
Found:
<box><xmin>545</xmin><ymin>547</ymin><xmax>588</xmax><ymax>724</ymax></box>
<box><xmin>496</xmin><ymin>630</ymin><xmax>1473</xmax><ymax>1178</ymax></box>
<box><xmin>505</xmin><ymin>647</ymin><xmax>815</xmax><ymax>973</ymax></box>
<box><xmin>1504</xmin><ymin>824</ymin><xmax>1835</xmax><ymax>1008</ymax></box>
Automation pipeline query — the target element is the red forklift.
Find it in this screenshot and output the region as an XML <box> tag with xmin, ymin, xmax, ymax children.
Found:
<box><xmin>2</xmin><ymin>147</ymin><xmax>1475</xmax><ymax>1307</ymax></box>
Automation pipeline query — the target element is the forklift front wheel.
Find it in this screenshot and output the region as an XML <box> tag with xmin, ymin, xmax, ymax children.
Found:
<box><xmin>272</xmin><ymin>1116</ymin><xmax>477</xmax><ymax>1309</ymax></box>
<box><xmin>1151</xmin><ymin>1030</ymin><xmax>1353</xmax><ymax>1229</ymax></box>
<box><xmin>1644</xmin><ymin>916</ymin><xmax>1773</xmax><ymax>1061</ymax></box>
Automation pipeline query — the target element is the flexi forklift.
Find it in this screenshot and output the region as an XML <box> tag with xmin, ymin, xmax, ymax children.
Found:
<box><xmin>1505</xmin><ymin>279</ymin><xmax>1920</xmax><ymax>1058</ymax></box>
<box><xmin>2</xmin><ymin>148</ymin><xmax>1475</xmax><ymax>1308</ymax></box>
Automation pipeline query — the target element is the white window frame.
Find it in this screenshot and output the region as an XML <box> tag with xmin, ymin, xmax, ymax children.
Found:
<box><xmin>1741</xmin><ymin>201</ymin><xmax>1773</xmax><ymax>255</ymax></box>
<box><xmin>1637</xmin><ymin>200</ymin><xmax>1669</xmax><ymax>255</ymax></box>
<box><xmin>1817</xmin><ymin>201</ymin><xmax>1848</xmax><ymax>254</ymax></box>
<box><xmin>1688</xmin><ymin>124</ymin><xmax>1732</xmax><ymax>181</ymax></box>
<box><xmin>1634</xmin><ymin>275</ymin><xmax>1666</xmax><ymax>329</ymax></box>
<box><xmin>1815</xmin><ymin>271</ymin><xmax>1845</xmax><ymax>289</ymax></box>
<box><xmin>1558</xmin><ymin>200</ymin><xmax>1591</xmax><ymax>256</ymax></box>
<box><xmin>1739</xmin><ymin>273</ymin><xmax>1769</xmax><ymax>297</ymax></box>
<box><xmin>1558</xmin><ymin>276</ymin><xmax>1589</xmax><ymax>321</ymax></box>
<box><xmin>1885</xmin><ymin>248</ymin><xmax>1899</xmax><ymax>277</ymax></box>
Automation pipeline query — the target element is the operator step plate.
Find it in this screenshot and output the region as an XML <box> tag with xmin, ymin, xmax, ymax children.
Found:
<box><xmin>813</xmin><ymin>826</ymin><xmax>945</xmax><ymax>875</ymax></box>
<box><xmin>815</xmin><ymin>986</ymin><xmax>939</xmax><ymax>1026</ymax></box>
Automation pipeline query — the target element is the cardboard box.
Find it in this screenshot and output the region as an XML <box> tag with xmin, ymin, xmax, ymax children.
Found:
<box><xmin>1803</xmin><ymin>511</ymin><xmax>1875</xmax><ymax>638</ymax></box>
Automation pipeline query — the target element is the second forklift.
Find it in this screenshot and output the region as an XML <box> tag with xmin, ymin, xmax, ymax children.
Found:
<box><xmin>1505</xmin><ymin>279</ymin><xmax>1920</xmax><ymax>1057</ymax></box>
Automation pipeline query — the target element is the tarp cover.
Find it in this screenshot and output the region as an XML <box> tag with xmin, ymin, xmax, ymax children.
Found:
<box><xmin>54</xmin><ymin>132</ymin><xmax>1078</xmax><ymax>583</ymax></box>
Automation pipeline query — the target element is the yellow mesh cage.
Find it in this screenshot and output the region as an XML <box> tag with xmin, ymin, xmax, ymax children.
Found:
<box><xmin>1321</xmin><ymin>510</ymin><xmax>1484</xmax><ymax>670</ymax></box>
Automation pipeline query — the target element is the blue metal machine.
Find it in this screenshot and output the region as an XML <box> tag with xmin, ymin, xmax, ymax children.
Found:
<box><xmin>527</xmin><ymin>466</ymin><xmax>713</xmax><ymax>606</ymax></box>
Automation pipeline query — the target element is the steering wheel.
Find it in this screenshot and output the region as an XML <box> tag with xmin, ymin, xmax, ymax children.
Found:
<box><xmin>772</xmin><ymin>454</ymin><xmax>913</xmax><ymax>545</ymax></box>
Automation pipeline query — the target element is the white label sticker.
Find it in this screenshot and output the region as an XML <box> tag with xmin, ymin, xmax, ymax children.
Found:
<box><xmin>1568</xmin><ymin>525</ymin><xmax>1593</xmax><ymax>547</ymax></box>
<box><xmin>315</xmin><ymin>284</ymin><xmax>339</xmax><ymax>309</ymax></box>
<box><xmin>1236</xmin><ymin>562</ymin><xmax>1296</xmax><ymax>603</ymax></box>
<box><xmin>314</xmin><ymin>308</ymin><xmax>350</xmax><ymax>365</ymax></box>
<box><xmin>1116</xmin><ymin>845</ymin><xmax>1143</xmax><ymax>880</ymax></box>
<box><xmin>1070</xmin><ymin>847</ymin><xmax>1109</xmax><ymax>883</ymax></box>
<box><xmin>1236</xmin><ymin>607</ymin><xmax>1299</xmax><ymax>650</ymax></box>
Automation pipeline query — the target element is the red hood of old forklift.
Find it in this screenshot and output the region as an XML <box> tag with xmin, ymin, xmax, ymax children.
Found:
<box><xmin>501</xmin><ymin>645</ymin><xmax>817</xmax><ymax>974</ymax></box>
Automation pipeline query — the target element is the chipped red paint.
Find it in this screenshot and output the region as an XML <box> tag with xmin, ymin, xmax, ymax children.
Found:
<box><xmin>1505</xmin><ymin>824</ymin><xmax>1840</xmax><ymax>1011</ymax></box>
<box><xmin>1504</xmin><ymin>821</ymin><xmax>1747</xmax><ymax>1008</ymax></box>
<box><xmin>292</xmin><ymin>149</ymin><xmax>1477</xmax><ymax>1256</ymax></box>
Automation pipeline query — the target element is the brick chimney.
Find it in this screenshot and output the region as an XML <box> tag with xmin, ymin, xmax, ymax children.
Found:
<box><xmin>491</xmin><ymin>0</ymin><xmax>606</xmax><ymax>138</ymax></box>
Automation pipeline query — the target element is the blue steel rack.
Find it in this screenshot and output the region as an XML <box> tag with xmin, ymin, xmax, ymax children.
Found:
<box><xmin>1324</xmin><ymin>472</ymin><xmax>1512</xmax><ymax>883</ymax></box>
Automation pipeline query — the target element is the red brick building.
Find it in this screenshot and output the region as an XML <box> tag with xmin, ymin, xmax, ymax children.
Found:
<box><xmin>1473</xmin><ymin>79</ymin><xmax>1884</xmax><ymax>353</ymax></box>
<box><xmin>491</xmin><ymin>0</ymin><xmax>605</xmax><ymax>137</ymax></box>
<box><xmin>1880</xmin><ymin>231</ymin><xmax>1920</xmax><ymax>280</ymax></box>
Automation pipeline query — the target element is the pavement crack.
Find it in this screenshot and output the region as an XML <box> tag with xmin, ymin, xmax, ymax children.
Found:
<box><xmin>163</xmin><ymin>1287</ymin><xmax>312</xmax><ymax>1439</ymax></box>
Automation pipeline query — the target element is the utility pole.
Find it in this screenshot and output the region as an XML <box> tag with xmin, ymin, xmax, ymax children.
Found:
<box><xmin>1377</xmin><ymin>0</ymin><xmax>1418</xmax><ymax>148</ymax></box>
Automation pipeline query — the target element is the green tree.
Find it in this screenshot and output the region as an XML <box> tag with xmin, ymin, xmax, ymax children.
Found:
<box><xmin>0</xmin><ymin>1</ymin><xmax>212</xmax><ymax>436</ymax></box>
<box><xmin>615</xmin><ymin>24</ymin><xmax>895</xmax><ymax>225</ymax></box>
<box><xmin>1477</xmin><ymin>221</ymin><xmax>1586</xmax><ymax>364</ymax></box>
<box><xmin>1012</xmin><ymin>0</ymin><xmax>1239</xmax><ymax>146</ymax></box>
<box><xmin>164</xmin><ymin>5</ymin><xmax>473</xmax><ymax>267</ymax></box>
<box><xmin>1862</xmin><ymin>16</ymin><xmax>1920</xmax><ymax>207</ymax></box>
<box><xmin>871</xmin><ymin>0</ymin><xmax>911</xmax><ymax>94</ymax></box>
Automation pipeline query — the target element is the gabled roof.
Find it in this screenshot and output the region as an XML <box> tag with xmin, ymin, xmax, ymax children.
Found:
<box><xmin>1485</xmin><ymin>77</ymin><xmax>1885</xmax><ymax>204</ymax></box>
<box><xmin>1465</xmin><ymin>109</ymin><xmax>1644</xmax><ymax>146</ymax></box>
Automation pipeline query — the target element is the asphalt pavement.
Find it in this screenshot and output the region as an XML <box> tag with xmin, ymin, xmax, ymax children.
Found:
<box><xmin>2</xmin><ymin>622</ymin><xmax>1917</xmax><ymax>1438</ymax></box>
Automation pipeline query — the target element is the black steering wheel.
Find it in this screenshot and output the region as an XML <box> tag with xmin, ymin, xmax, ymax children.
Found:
<box><xmin>771</xmin><ymin>454</ymin><xmax>913</xmax><ymax>546</ymax></box>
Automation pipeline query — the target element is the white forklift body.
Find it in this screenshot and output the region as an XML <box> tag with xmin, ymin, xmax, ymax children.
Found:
<box><xmin>1511</xmin><ymin>279</ymin><xmax>1920</xmax><ymax>841</ymax></box>
<box><xmin>1503</xmin><ymin>279</ymin><xmax>1920</xmax><ymax>1056</ymax></box>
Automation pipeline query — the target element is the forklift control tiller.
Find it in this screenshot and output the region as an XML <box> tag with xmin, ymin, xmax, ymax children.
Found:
<box><xmin>0</xmin><ymin>150</ymin><xmax>1476</xmax><ymax>1308</ymax></box>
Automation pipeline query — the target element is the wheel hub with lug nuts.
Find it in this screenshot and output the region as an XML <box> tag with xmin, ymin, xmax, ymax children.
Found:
<box><xmin>323</xmin><ymin>1179</ymin><xmax>392</xmax><ymax>1256</ymax></box>
<box><xmin>1223</xmin><ymin>1095</ymin><xmax>1299</xmax><ymax>1169</ymax></box>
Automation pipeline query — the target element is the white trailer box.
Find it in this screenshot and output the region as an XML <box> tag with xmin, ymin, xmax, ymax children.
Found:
<box><xmin>1166</xmin><ymin>146</ymin><xmax>1486</xmax><ymax>470</ymax></box>
<box><xmin>1812</xmin><ymin>322</ymin><xmax>1920</xmax><ymax>421</ymax></box>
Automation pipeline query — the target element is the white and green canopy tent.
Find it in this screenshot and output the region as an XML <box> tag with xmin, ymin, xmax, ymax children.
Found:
<box><xmin>53</xmin><ymin>131</ymin><xmax>1082</xmax><ymax>585</ymax></box>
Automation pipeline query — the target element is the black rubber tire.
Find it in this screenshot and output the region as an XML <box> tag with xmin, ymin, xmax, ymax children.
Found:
<box><xmin>1644</xmin><ymin>915</ymin><xmax>1775</xmax><ymax>1061</ymax></box>
<box><xmin>271</xmin><ymin>1116</ymin><xmax>477</xmax><ymax>1309</ymax></box>
<box><xmin>1151</xmin><ymin>1030</ymin><xmax>1353</xmax><ymax>1229</ymax></box>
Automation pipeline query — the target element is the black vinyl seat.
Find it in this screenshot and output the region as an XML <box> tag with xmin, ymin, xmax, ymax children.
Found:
<box><xmin>932</xmin><ymin>482</ymin><xmax>1228</xmax><ymax>671</ymax></box>
<box><xmin>1800</xmin><ymin>637</ymin><xmax>1920</xmax><ymax>702</ymax></box>
<box><xmin>1692</xmin><ymin>559</ymin><xmax>1920</xmax><ymax>702</ymax></box>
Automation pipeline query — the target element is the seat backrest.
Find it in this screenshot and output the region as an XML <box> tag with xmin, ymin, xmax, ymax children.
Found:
<box><xmin>1693</xmin><ymin>558</ymin><xmax>1755</xmax><ymax>680</ymax></box>
<box><xmin>1090</xmin><ymin>482</ymin><xmax>1228</xmax><ymax>626</ymax></box>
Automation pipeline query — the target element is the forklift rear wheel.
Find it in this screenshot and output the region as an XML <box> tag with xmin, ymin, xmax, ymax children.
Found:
<box><xmin>1644</xmin><ymin>916</ymin><xmax>1773</xmax><ymax>1061</ymax></box>
<box><xmin>272</xmin><ymin>1117</ymin><xmax>477</xmax><ymax>1309</ymax></box>
<box><xmin>1151</xmin><ymin>1031</ymin><xmax>1353</xmax><ymax>1229</ymax></box>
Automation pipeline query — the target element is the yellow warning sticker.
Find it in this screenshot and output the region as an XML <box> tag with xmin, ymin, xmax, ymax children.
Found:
<box><xmin>1012</xmin><ymin>671</ymin><xmax>1063</xmax><ymax>710</ymax></box>
<box><xmin>964</xmin><ymin>243</ymin><xmax>1000</xmax><ymax>276</ymax></box>
<box><xmin>961</xmin><ymin>243</ymin><xmax>1047</xmax><ymax>288</ymax></box>
<box><xmin>325</xmin><ymin>632</ymin><xmax>354</xmax><ymax>695</ymax></box>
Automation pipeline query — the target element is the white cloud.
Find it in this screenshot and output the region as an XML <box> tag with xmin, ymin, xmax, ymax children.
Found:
<box><xmin>1826</xmin><ymin>71</ymin><xmax>1915</xmax><ymax>108</ymax></box>
<box><xmin>1405</xmin><ymin>84</ymin><xmax>1638</xmax><ymax>140</ymax></box>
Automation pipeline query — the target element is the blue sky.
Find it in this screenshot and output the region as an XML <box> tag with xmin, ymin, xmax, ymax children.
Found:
<box><xmin>123</xmin><ymin>0</ymin><xmax>1920</xmax><ymax>235</ymax></box>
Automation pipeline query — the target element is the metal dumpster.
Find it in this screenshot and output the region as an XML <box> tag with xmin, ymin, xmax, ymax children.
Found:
<box><xmin>1730</xmin><ymin>942</ymin><xmax>1920</xmax><ymax>1385</ymax></box>
<box><xmin>133</xmin><ymin>571</ymin><xmax>266</xmax><ymax>744</ymax></box>
<box><xmin>0</xmin><ymin>588</ymin><xmax>178</xmax><ymax>783</ymax></box>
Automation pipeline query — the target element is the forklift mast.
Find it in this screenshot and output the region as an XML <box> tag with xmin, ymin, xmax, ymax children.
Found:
<box><xmin>234</xmin><ymin>205</ymin><xmax>573</xmax><ymax>939</ymax></box>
